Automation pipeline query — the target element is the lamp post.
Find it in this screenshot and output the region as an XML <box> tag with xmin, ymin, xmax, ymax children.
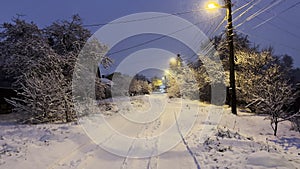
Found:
<box><xmin>207</xmin><ymin>0</ymin><xmax>237</xmax><ymax>115</ymax></box>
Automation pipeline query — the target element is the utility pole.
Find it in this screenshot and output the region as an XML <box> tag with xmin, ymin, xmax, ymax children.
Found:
<box><xmin>226</xmin><ymin>0</ymin><xmax>237</xmax><ymax>115</ymax></box>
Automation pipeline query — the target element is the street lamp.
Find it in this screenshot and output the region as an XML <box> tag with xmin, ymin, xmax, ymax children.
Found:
<box><xmin>206</xmin><ymin>1</ymin><xmax>223</xmax><ymax>10</ymax></box>
<box><xmin>169</xmin><ymin>54</ymin><xmax>182</xmax><ymax>67</ymax></box>
<box><xmin>206</xmin><ymin>0</ymin><xmax>237</xmax><ymax>115</ymax></box>
<box><xmin>169</xmin><ymin>57</ymin><xmax>177</xmax><ymax>65</ymax></box>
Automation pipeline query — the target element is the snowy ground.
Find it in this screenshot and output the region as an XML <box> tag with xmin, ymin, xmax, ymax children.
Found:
<box><xmin>0</xmin><ymin>94</ymin><xmax>299</xmax><ymax>169</ymax></box>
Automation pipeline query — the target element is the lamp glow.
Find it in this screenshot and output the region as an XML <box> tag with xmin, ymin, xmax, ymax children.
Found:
<box><xmin>207</xmin><ymin>2</ymin><xmax>220</xmax><ymax>10</ymax></box>
<box><xmin>169</xmin><ymin>57</ymin><xmax>177</xmax><ymax>65</ymax></box>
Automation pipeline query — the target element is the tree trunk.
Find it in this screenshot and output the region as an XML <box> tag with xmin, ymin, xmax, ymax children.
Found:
<box><xmin>65</xmin><ymin>97</ymin><xmax>70</xmax><ymax>122</ymax></box>
<box><xmin>274</xmin><ymin>120</ymin><xmax>278</xmax><ymax>136</ymax></box>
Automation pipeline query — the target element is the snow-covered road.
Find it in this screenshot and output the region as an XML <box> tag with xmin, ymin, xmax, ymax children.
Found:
<box><xmin>1</xmin><ymin>94</ymin><xmax>300</xmax><ymax>169</ymax></box>
<box><xmin>62</xmin><ymin>94</ymin><xmax>202</xmax><ymax>169</ymax></box>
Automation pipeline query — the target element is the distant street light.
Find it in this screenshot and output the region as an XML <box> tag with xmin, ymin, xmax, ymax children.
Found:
<box><xmin>206</xmin><ymin>0</ymin><xmax>237</xmax><ymax>115</ymax></box>
<box><xmin>169</xmin><ymin>57</ymin><xmax>177</xmax><ymax>65</ymax></box>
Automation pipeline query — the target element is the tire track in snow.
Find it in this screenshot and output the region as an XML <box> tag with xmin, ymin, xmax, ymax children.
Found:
<box><xmin>49</xmin><ymin>95</ymin><xmax>196</xmax><ymax>169</ymax></box>
<box><xmin>120</xmin><ymin>116</ymin><xmax>161</xmax><ymax>169</ymax></box>
<box><xmin>174</xmin><ymin>111</ymin><xmax>201</xmax><ymax>169</ymax></box>
<box><xmin>120</xmin><ymin>96</ymin><xmax>165</xmax><ymax>169</ymax></box>
<box><xmin>67</xmin><ymin>95</ymin><xmax>163</xmax><ymax>169</ymax></box>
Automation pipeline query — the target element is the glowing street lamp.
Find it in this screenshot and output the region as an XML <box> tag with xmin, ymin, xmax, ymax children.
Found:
<box><xmin>169</xmin><ymin>57</ymin><xmax>177</xmax><ymax>65</ymax></box>
<box><xmin>206</xmin><ymin>1</ymin><xmax>222</xmax><ymax>10</ymax></box>
<box><xmin>206</xmin><ymin>0</ymin><xmax>237</xmax><ymax>115</ymax></box>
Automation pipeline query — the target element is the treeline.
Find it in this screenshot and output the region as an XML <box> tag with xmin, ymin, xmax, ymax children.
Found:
<box><xmin>166</xmin><ymin>33</ymin><xmax>300</xmax><ymax>135</ymax></box>
<box><xmin>0</xmin><ymin>15</ymin><xmax>111</xmax><ymax>123</ymax></box>
<box><xmin>106</xmin><ymin>73</ymin><xmax>151</xmax><ymax>97</ymax></box>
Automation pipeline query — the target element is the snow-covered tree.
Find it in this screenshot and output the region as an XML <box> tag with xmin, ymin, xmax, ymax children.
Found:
<box><xmin>129</xmin><ymin>75</ymin><xmax>151</xmax><ymax>96</ymax></box>
<box><xmin>234</xmin><ymin>49</ymin><xmax>275</xmax><ymax>107</ymax></box>
<box><xmin>248</xmin><ymin>64</ymin><xmax>299</xmax><ymax>136</ymax></box>
<box><xmin>129</xmin><ymin>79</ymin><xmax>141</xmax><ymax>96</ymax></box>
<box><xmin>73</xmin><ymin>38</ymin><xmax>111</xmax><ymax>100</ymax></box>
<box><xmin>234</xmin><ymin>49</ymin><xmax>299</xmax><ymax>135</ymax></box>
<box><xmin>44</xmin><ymin>14</ymin><xmax>91</xmax><ymax>56</ymax></box>
<box><xmin>166</xmin><ymin>55</ymin><xmax>199</xmax><ymax>99</ymax></box>
<box><xmin>190</xmin><ymin>55</ymin><xmax>225</xmax><ymax>103</ymax></box>
<box><xmin>1</xmin><ymin>17</ymin><xmax>111</xmax><ymax>123</ymax></box>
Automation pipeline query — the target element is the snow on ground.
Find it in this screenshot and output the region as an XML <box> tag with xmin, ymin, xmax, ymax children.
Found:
<box><xmin>0</xmin><ymin>94</ymin><xmax>299</xmax><ymax>169</ymax></box>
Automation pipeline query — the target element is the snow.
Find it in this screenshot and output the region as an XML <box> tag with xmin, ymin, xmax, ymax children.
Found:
<box><xmin>246</xmin><ymin>151</ymin><xmax>294</xmax><ymax>168</ymax></box>
<box><xmin>0</xmin><ymin>94</ymin><xmax>299</xmax><ymax>169</ymax></box>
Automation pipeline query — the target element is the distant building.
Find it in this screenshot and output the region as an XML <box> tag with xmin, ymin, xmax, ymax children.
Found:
<box><xmin>101</xmin><ymin>77</ymin><xmax>113</xmax><ymax>99</ymax></box>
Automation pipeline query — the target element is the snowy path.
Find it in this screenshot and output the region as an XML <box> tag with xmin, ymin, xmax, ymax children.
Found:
<box><xmin>1</xmin><ymin>94</ymin><xmax>300</xmax><ymax>169</ymax></box>
<box><xmin>50</xmin><ymin>94</ymin><xmax>200</xmax><ymax>169</ymax></box>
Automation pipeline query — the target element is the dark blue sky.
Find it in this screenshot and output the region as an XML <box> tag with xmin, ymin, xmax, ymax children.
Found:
<box><xmin>1</xmin><ymin>0</ymin><xmax>300</xmax><ymax>68</ymax></box>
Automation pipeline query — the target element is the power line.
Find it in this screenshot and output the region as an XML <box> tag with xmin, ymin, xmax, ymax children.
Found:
<box><xmin>235</xmin><ymin>0</ymin><xmax>285</xmax><ymax>29</ymax></box>
<box><xmin>252</xmin><ymin>1</ymin><xmax>300</xmax><ymax>29</ymax></box>
<box><xmin>83</xmin><ymin>2</ymin><xmax>264</xmax><ymax>60</ymax></box>
<box><xmin>234</xmin><ymin>0</ymin><xmax>300</xmax><ymax>40</ymax></box>
<box><xmin>82</xmin><ymin>9</ymin><xmax>208</xmax><ymax>27</ymax></box>
<box><xmin>106</xmin><ymin>15</ymin><xmax>222</xmax><ymax>56</ymax></box>
<box><xmin>232</xmin><ymin>0</ymin><xmax>256</xmax><ymax>15</ymax></box>
<box><xmin>279</xmin><ymin>2</ymin><xmax>300</xmax><ymax>14</ymax></box>
<box><xmin>183</xmin><ymin>0</ymin><xmax>300</xmax><ymax>64</ymax></box>
<box><xmin>241</xmin><ymin>0</ymin><xmax>300</xmax><ymax>30</ymax></box>
<box><xmin>194</xmin><ymin>1</ymin><xmax>254</xmax><ymax>60</ymax></box>
<box><xmin>188</xmin><ymin>0</ymin><xmax>299</xmax><ymax>63</ymax></box>
<box><xmin>84</xmin><ymin>7</ymin><xmax>226</xmax><ymax>63</ymax></box>
<box><xmin>188</xmin><ymin>1</ymin><xmax>255</xmax><ymax>62</ymax></box>
<box><xmin>188</xmin><ymin>0</ymin><xmax>280</xmax><ymax>63</ymax></box>
<box><xmin>236</xmin><ymin>29</ymin><xmax>300</xmax><ymax>53</ymax></box>
<box><xmin>83</xmin><ymin>1</ymin><xmax>298</xmax><ymax>63</ymax></box>
<box><xmin>253</xmin><ymin>15</ymin><xmax>300</xmax><ymax>39</ymax></box>
<box><xmin>232</xmin><ymin>0</ymin><xmax>262</xmax><ymax>24</ymax></box>
<box><xmin>191</xmin><ymin>16</ymin><xmax>225</xmax><ymax>54</ymax></box>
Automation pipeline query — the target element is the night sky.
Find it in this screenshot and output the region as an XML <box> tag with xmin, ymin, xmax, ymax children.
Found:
<box><xmin>1</xmin><ymin>0</ymin><xmax>299</xmax><ymax>70</ymax></box>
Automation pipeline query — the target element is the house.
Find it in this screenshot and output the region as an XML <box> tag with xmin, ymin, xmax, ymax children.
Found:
<box><xmin>95</xmin><ymin>75</ymin><xmax>114</xmax><ymax>100</ymax></box>
<box><xmin>103</xmin><ymin>77</ymin><xmax>114</xmax><ymax>98</ymax></box>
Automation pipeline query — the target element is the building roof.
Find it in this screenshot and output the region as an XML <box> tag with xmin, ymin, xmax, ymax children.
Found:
<box><xmin>101</xmin><ymin>78</ymin><xmax>114</xmax><ymax>86</ymax></box>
